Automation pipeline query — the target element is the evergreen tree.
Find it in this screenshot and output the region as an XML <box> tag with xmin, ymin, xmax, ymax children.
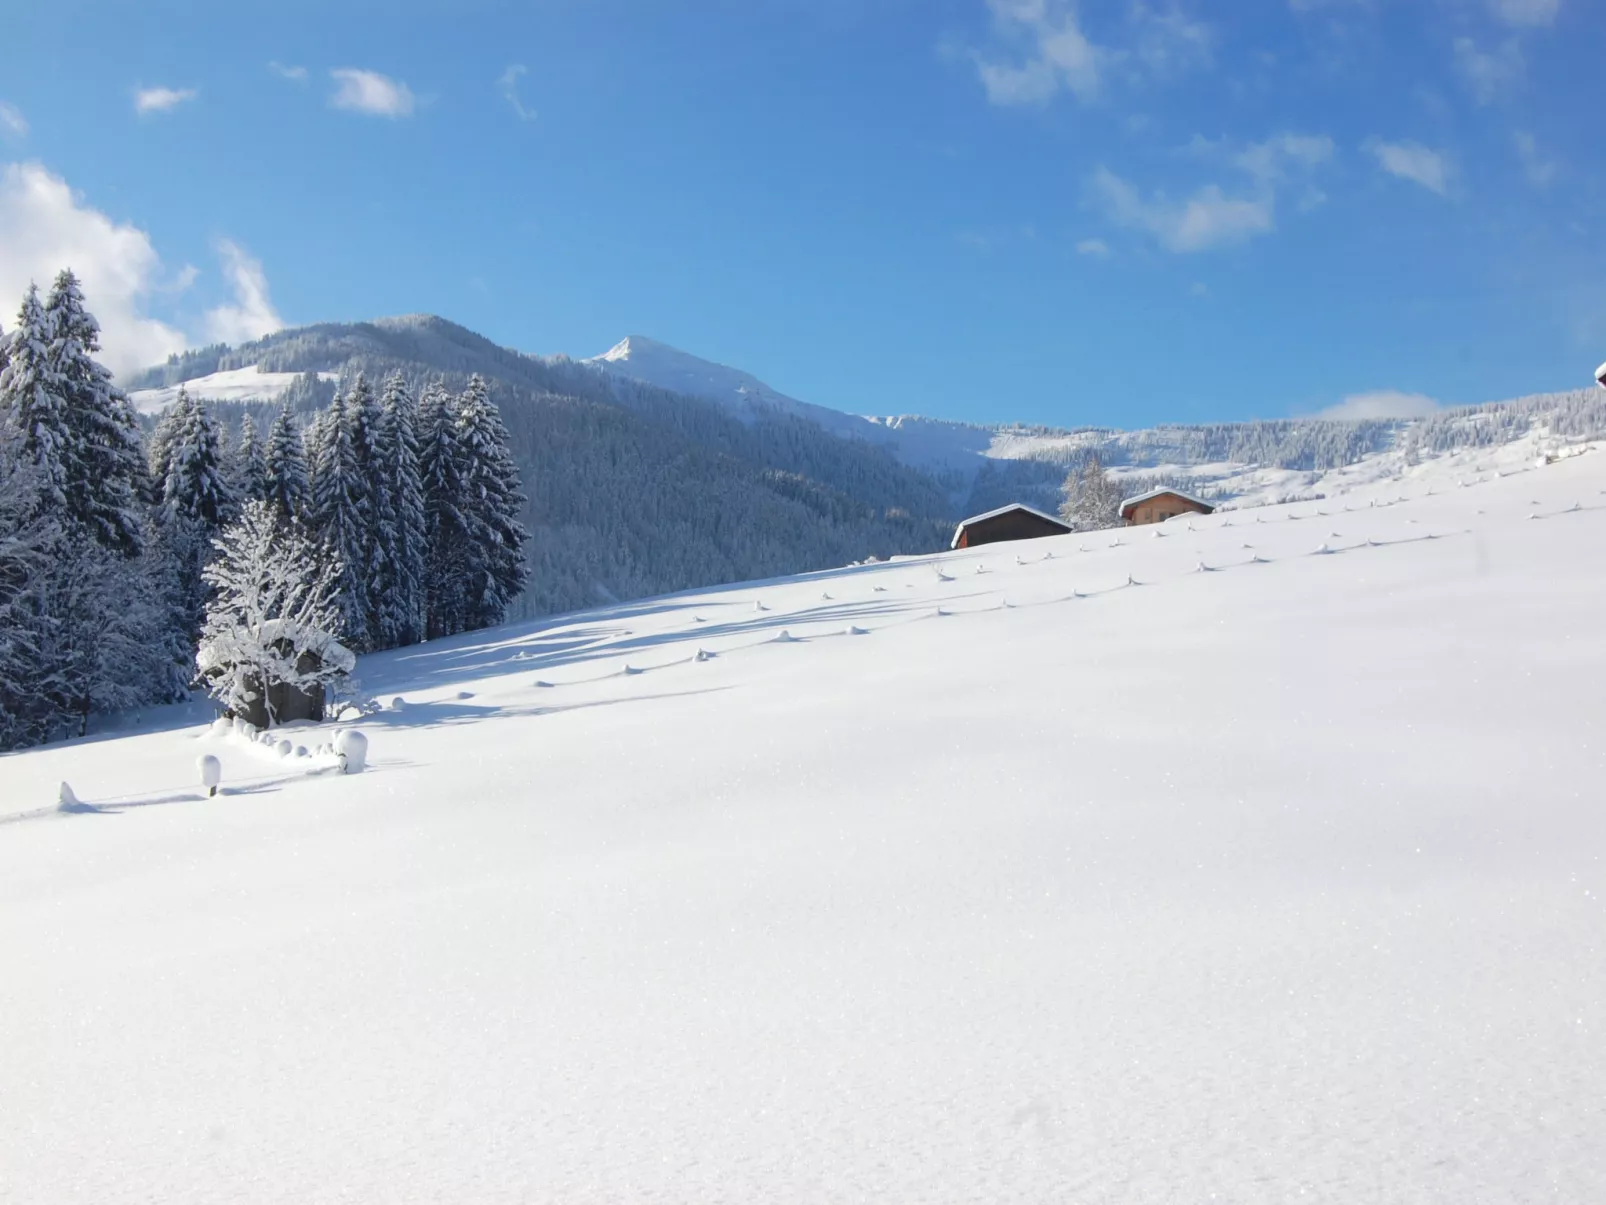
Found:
<box><xmin>0</xmin><ymin>423</ymin><xmax>58</xmax><ymax>749</ymax></box>
<box><xmin>308</xmin><ymin>388</ymin><xmax>370</xmax><ymax>649</ymax></box>
<box><xmin>370</xmin><ymin>373</ymin><xmax>427</xmax><ymax>648</ymax></box>
<box><xmin>145</xmin><ymin>389</ymin><xmax>189</xmax><ymax>505</ymax></box>
<box><xmin>454</xmin><ymin>375</ymin><xmax>529</xmax><ymax>631</ymax></box>
<box><xmin>262</xmin><ymin>406</ymin><xmax>309</xmax><ymax>520</ymax></box>
<box><xmin>162</xmin><ymin>389</ymin><xmax>236</xmax><ymax>530</ymax></box>
<box><xmin>234</xmin><ymin>413</ymin><xmax>269</xmax><ymax>504</ymax></box>
<box><xmin>43</xmin><ymin>269</ymin><xmax>146</xmax><ymax>555</ymax></box>
<box><xmin>0</xmin><ymin>284</ymin><xmax>70</xmax><ymax>516</ymax></box>
<box><xmin>419</xmin><ymin>380</ymin><xmax>470</xmax><ymax>638</ymax></box>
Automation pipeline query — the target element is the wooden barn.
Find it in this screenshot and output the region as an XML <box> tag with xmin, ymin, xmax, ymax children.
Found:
<box><xmin>950</xmin><ymin>503</ymin><xmax>1073</xmax><ymax>550</ymax></box>
<box><xmin>1119</xmin><ymin>487</ymin><xmax>1216</xmax><ymax>526</ymax></box>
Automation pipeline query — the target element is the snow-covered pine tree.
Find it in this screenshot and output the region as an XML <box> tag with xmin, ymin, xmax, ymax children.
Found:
<box><xmin>263</xmin><ymin>406</ymin><xmax>309</xmax><ymax>520</ymax></box>
<box><xmin>453</xmin><ymin>374</ymin><xmax>530</xmax><ymax>631</ymax></box>
<box><xmin>158</xmin><ymin>389</ymin><xmax>237</xmax><ymax>639</ymax></box>
<box><xmin>31</xmin><ymin>529</ymin><xmax>186</xmax><ymax>737</ymax></box>
<box><xmin>234</xmin><ymin>413</ymin><xmax>268</xmax><ymax>504</ymax></box>
<box><xmin>1058</xmin><ymin>453</ymin><xmax>1125</xmax><ymax>532</ymax></box>
<box><xmin>145</xmin><ymin>389</ymin><xmax>189</xmax><ymax>504</ymax></box>
<box><xmin>43</xmin><ymin>269</ymin><xmax>146</xmax><ymax>555</ymax></box>
<box><xmin>418</xmin><ymin>380</ymin><xmax>470</xmax><ymax>638</ymax></box>
<box><xmin>198</xmin><ymin>500</ymin><xmax>352</xmax><ymax>726</ymax></box>
<box><xmin>0</xmin><ymin>423</ymin><xmax>58</xmax><ymax>749</ymax></box>
<box><xmin>370</xmin><ymin>373</ymin><xmax>427</xmax><ymax>648</ymax></box>
<box><xmin>0</xmin><ymin>284</ymin><xmax>70</xmax><ymax>517</ymax></box>
<box><xmin>308</xmin><ymin>388</ymin><xmax>370</xmax><ymax>650</ymax></box>
<box><xmin>162</xmin><ymin>389</ymin><xmax>236</xmax><ymax>531</ymax></box>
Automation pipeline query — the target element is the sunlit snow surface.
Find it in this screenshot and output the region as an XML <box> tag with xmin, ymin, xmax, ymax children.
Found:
<box><xmin>3</xmin><ymin>444</ymin><xmax>1605</xmax><ymax>1203</ymax></box>
<box><xmin>127</xmin><ymin>367</ymin><xmax>340</xmax><ymax>414</ymax></box>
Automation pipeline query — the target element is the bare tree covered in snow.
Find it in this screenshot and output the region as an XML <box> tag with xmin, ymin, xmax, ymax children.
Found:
<box><xmin>1058</xmin><ymin>453</ymin><xmax>1126</xmax><ymax>531</ymax></box>
<box><xmin>197</xmin><ymin>500</ymin><xmax>353</xmax><ymax>725</ymax></box>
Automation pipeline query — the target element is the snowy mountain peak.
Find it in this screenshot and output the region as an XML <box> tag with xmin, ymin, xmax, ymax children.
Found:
<box><xmin>594</xmin><ymin>335</ymin><xmax>659</xmax><ymax>364</ymax></box>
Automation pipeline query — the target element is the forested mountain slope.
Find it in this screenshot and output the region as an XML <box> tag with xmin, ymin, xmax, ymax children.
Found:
<box><xmin>127</xmin><ymin>315</ymin><xmax>1606</xmax><ymax>618</ymax></box>
<box><xmin>130</xmin><ymin>317</ymin><xmax>954</xmax><ymax>619</ymax></box>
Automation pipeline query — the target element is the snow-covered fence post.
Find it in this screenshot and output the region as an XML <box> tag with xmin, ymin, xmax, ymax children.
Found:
<box><xmin>197</xmin><ymin>754</ymin><xmax>222</xmax><ymax>797</ymax></box>
<box><xmin>334</xmin><ymin>729</ymin><xmax>367</xmax><ymax>774</ymax></box>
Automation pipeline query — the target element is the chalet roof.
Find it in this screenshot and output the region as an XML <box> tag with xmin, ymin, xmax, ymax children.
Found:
<box><xmin>1117</xmin><ymin>486</ymin><xmax>1215</xmax><ymax>516</ymax></box>
<box><xmin>950</xmin><ymin>502</ymin><xmax>1072</xmax><ymax>549</ymax></box>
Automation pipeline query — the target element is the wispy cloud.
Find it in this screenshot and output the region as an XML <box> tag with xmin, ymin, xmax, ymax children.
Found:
<box><xmin>1454</xmin><ymin>37</ymin><xmax>1523</xmax><ymax>104</ymax></box>
<box><xmin>1366</xmin><ymin>139</ymin><xmax>1452</xmax><ymax>195</ymax></box>
<box><xmin>0</xmin><ymin>102</ymin><xmax>25</xmax><ymax>140</ymax></box>
<box><xmin>1092</xmin><ymin>131</ymin><xmax>1333</xmax><ymax>254</ymax></box>
<box><xmin>1076</xmin><ymin>237</ymin><xmax>1112</xmax><ymax>257</ymax></box>
<box><xmin>1129</xmin><ymin>2</ymin><xmax>1212</xmax><ymax>77</ymax></box>
<box><xmin>1092</xmin><ymin>167</ymin><xmax>1274</xmax><ymax>252</ymax></box>
<box><xmin>1513</xmin><ymin>131</ymin><xmax>1556</xmax><ymax>187</ymax></box>
<box><xmin>268</xmin><ymin>61</ymin><xmax>308</xmax><ymax>83</ymax></box>
<box><xmin>971</xmin><ymin>0</ymin><xmax>1211</xmax><ymax>107</ymax></box>
<box><xmin>329</xmin><ymin>68</ymin><xmax>416</xmax><ymax>118</ymax></box>
<box><xmin>1490</xmin><ymin>0</ymin><xmax>1559</xmax><ymax>27</ymax></box>
<box><xmin>134</xmin><ymin>86</ymin><xmax>198</xmax><ymax>116</ymax></box>
<box><xmin>1321</xmin><ymin>390</ymin><xmax>1441</xmax><ymax>420</ymax></box>
<box><xmin>974</xmin><ymin>0</ymin><xmax>1102</xmax><ymax>105</ymax></box>
<box><xmin>1228</xmin><ymin>132</ymin><xmax>1335</xmax><ymax>184</ymax></box>
<box><xmin>202</xmin><ymin>239</ymin><xmax>284</xmax><ymax>345</ymax></box>
<box><xmin>498</xmin><ymin>65</ymin><xmax>537</xmax><ymax>121</ymax></box>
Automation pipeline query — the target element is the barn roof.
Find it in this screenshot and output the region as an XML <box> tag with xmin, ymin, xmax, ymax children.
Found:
<box><xmin>1117</xmin><ymin>486</ymin><xmax>1215</xmax><ymax>517</ymax></box>
<box><xmin>950</xmin><ymin>502</ymin><xmax>1072</xmax><ymax>549</ymax></box>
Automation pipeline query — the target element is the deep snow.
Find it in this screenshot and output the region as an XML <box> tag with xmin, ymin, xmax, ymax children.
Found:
<box><xmin>3</xmin><ymin>443</ymin><xmax>1604</xmax><ymax>1203</ymax></box>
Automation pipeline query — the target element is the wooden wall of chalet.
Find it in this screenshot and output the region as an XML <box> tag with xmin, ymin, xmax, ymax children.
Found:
<box><xmin>1125</xmin><ymin>493</ymin><xmax>1214</xmax><ymax>526</ymax></box>
<box><xmin>955</xmin><ymin>510</ymin><xmax>1070</xmax><ymax>548</ymax></box>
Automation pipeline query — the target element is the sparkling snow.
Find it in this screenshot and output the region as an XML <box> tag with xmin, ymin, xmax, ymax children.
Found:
<box><xmin>3</xmin><ymin>447</ymin><xmax>1605</xmax><ymax>1202</ymax></box>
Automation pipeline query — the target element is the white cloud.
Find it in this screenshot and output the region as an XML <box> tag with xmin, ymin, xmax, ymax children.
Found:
<box><xmin>1366</xmin><ymin>139</ymin><xmax>1452</xmax><ymax>195</ymax></box>
<box><xmin>973</xmin><ymin>0</ymin><xmax>1103</xmax><ymax>105</ymax></box>
<box><xmin>0</xmin><ymin>102</ymin><xmax>26</xmax><ymax>141</ymax></box>
<box><xmin>1321</xmin><ymin>390</ymin><xmax>1441</xmax><ymax>420</ymax></box>
<box><xmin>1076</xmin><ymin>237</ymin><xmax>1111</xmax><ymax>257</ymax></box>
<box><xmin>1454</xmin><ymin>37</ymin><xmax>1523</xmax><ymax>104</ymax></box>
<box><xmin>0</xmin><ymin>161</ymin><xmax>185</xmax><ymax>376</ymax></box>
<box><xmin>1490</xmin><ymin>0</ymin><xmax>1559</xmax><ymax>27</ymax></box>
<box><xmin>202</xmin><ymin>239</ymin><xmax>284</xmax><ymax>346</ymax></box>
<box><xmin>134</xmin><ymin>86</ymin><xmax>198</xmax><ymax>115</ymax></box>
<box><xmin>1130</xmin><ymin>3</ymin><xmax>1213</xmax><ymax>76</ymax></box>
<box><xmin>972</xmin><ymin>0</ymin><xmax>1213</xmax><ymax>106</ymax></box>
<box><xmin>1231</xmin><ymin>132</ymin><xmax>1335</xmax><ymax>184</ymax></box>
<box><xmin>269</xmin><ymin>61</ymin><xmax>308</xmax><ymax>83</ymax></box>
<box><xmin>0</xmin><ymin>162</ymin><xmax>286</xmax><ymax>377</ymax></box>
<box><xmin>499</xmin><ymin>64</ymin><xmax>536</xmax><ymax>121</ymax></box>
<box><xmin>330</xmin><ymin>68</ymin><xmax>415</xmax><ymax>118</ymax></box>
<box><xmin>1513</xmin><ymin>131</ymin><xmax>1556</xmax><ymax>188</ymax></box>
<box><xmin>1092</xmin><ymin>166</ymin><xmax>1274</xmax><ymax>252</ymax></box>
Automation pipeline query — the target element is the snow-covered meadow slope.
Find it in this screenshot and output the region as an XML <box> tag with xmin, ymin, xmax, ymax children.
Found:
<box><xmin>3</xmin><ymin>443</ymin><xmax>1605</xmax><ymax>1203</ymax></box>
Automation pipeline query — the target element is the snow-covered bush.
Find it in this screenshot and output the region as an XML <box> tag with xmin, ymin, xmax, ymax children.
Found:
<box><xmin>197</xmin><ymin>500</ymin><xmax>354</xmax><ymax>727</ymax></box>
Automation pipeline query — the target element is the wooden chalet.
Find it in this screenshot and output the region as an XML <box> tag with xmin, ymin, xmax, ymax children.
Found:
<box><xmin>950</xmin><ymin>503</ymin><xmax>1073</xmax><ymax>550</ymax></box>
<box><xmin>1118</xmin><ymin>487</ymin><xmax>1216</xmax><ymax>526</ymax></box>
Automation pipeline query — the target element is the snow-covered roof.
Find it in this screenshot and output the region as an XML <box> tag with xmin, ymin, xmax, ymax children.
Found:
<box><xmin>1118</xmin><ymin>486</ymin><xmax>1216</xmax><ymax>516</ymax></box>
<box><xmin>950</xmin><ymin>503</ymin><xmax>1072</xmax><ymax>549</ymax></box>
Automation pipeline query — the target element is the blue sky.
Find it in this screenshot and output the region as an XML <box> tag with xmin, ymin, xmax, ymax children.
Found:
<box><xmin>1</xmin><ymin>0</ymin><xmax>1601</xmax><ymax>428</ymax></box>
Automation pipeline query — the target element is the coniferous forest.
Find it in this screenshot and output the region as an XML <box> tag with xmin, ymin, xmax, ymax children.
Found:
<box><xmin>0</xmin><ymin>275</ymin><xmax>528</xmax><ymax>750</ymax></box>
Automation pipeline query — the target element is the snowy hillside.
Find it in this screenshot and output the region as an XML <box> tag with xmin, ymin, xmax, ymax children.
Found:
<box><xmin>4</xmin><ymin>436</ymin><xmax>1604</xmax><ymax>1202</ymax></box>
<box><xmin>128</xmin><ymin>366</ymin><xmax>339</xmax><ymax>415</ymax></box>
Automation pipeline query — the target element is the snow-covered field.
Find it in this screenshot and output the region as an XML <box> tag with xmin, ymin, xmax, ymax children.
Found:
<box><xmin>4</xmin><ymin>446</ymin><xmax>1605</xmax><ymax>1203</ymax></box>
